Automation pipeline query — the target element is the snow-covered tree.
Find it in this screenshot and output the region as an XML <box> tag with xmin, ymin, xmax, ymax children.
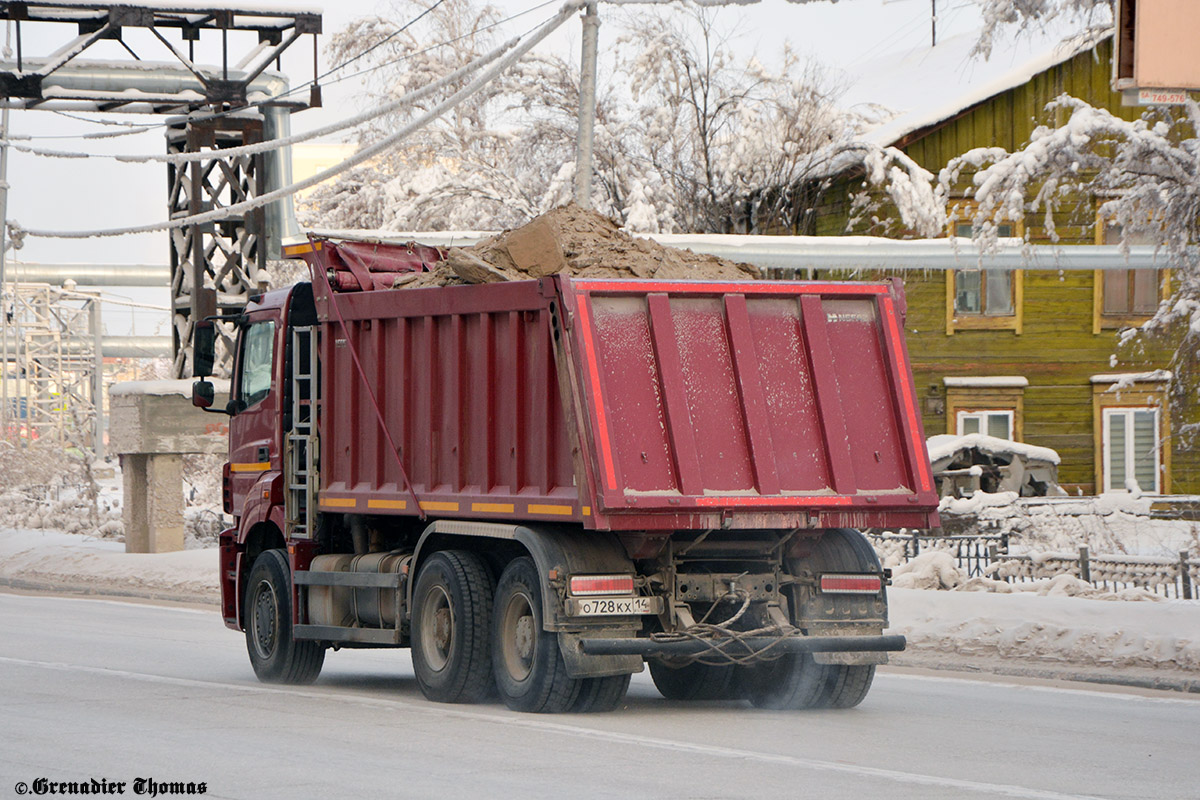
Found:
<box><xmin>302</xmin><ymin>0</ymin><xmax>923</xmax><ymax>235</ymax></box>
<box><xmin>612</xmin><ymin>5</ymin><xmax>865</xmax><ymax>233</ymax></box>
<box><xmin>973</xmin><ymin>0</ymin><xmax>1112</xmax><ymax>57</ymax></box>
<box><xmin>301</xmin><ymin>0</ymin><xmax>593</xmax><ymax>231</ymax></box>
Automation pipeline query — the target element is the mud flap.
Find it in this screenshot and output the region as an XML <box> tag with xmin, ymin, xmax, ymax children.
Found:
<box><xmin>557</xmin><ymin>631</ymin><xmax>644</xmax><ymax>678</ymax></box>
<box><xmin>798</xmin><ymin>595</ymin><xmax>890</xmax><ymax>666</ymax></box>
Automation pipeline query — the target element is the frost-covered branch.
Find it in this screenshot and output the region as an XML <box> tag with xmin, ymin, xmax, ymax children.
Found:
<box><xmin>973</xmin><ymin>0</ymin><xmax>1113</xmax><ymax>58</ymax></box>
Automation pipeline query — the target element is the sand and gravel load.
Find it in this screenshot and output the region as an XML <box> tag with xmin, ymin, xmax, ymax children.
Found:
<box><xmin>410</xmin><ymin>203</ymin><xmax>759</xmax><ymax>286</ymax></box>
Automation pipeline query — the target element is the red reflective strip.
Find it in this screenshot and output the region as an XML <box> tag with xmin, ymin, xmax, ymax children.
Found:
<box><xmin>570</xmin><ymin>575</ymin><xmax>635</xmax><ymax>596</ymax></box>
<box><xmin>576</xmin><ymin>298</ymin><xmax>617</xmax><ymax>491</ymax></box>
<box><xmin>694</xmin><ymin>495</ymin><xmax>852</xmax><ymax>507</ymax></box>
<box><xmin>882</xmin><ymin>297</ymin><xmax>933</xmax><ymax>493</ymax></box>
<box><xmin>820</xmin><ymin>575</ymin><xmax>882</xmax><ymax>594</ymax></box>
<box><xmin>572</xmin><ymin>280</ymin><xmax>888</xmax><ymax>296</ymax></box>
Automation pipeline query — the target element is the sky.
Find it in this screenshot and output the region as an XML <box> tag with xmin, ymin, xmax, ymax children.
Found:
<box><xmin>0</xmin><ymin>0</ymin><xmax>1005</xmax><ymax>335</ymax></box>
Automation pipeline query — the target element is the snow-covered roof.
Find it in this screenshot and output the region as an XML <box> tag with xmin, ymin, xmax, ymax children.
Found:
<box><xmin>927</xmin><ymin>433</ymin><xmax>1060</xmax><ymax>465</ymax></box>
<box><xmin>943</xmin><ymin>376</ymin><xmax>1028</xmax><ymax>388</ymax></box>
<box><xmin>842</xmin><ymin>25</ymin><xmax>1111</xmax><ymax>149</ymax></box>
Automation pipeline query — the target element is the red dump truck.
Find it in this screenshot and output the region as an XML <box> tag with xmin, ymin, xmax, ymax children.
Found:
<box><xmin>192</xmin><ymin>236</ymin><xmax>939</xmax><ymax>713</ymax></box>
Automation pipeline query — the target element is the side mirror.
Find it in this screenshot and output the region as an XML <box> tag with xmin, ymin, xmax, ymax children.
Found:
<box><xmin>193</xmin><ymin>320</ymin><xmax>216</xmax><ymax>378</ymax></box>
<box><xmin>192</xmin><ymin>379</ymin><xmax>215</xmax><ymax>409</ymax></box>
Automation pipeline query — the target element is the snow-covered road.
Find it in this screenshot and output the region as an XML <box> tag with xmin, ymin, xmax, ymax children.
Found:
<box><xmin>1</xmin><ymin>592</ymin><xmax>1197</xmax><ymax>799</ymax></box>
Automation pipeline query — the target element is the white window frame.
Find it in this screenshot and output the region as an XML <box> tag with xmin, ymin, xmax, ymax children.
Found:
<box><xmin>956</xmin><ymin>409</ymin><xmax>1014</xmax><ymax>440</ymax></box>
<box><xmin>1101</xmin><ymin>406</ymin><xmax>1161</xmax><ymax>494</ymax></box>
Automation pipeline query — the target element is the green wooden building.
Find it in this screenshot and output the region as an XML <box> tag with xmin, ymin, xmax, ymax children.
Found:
<box><xmin>807</xmin><ymin>34</ymin><xmax>1197</xmax><ymax>495</ymax></box>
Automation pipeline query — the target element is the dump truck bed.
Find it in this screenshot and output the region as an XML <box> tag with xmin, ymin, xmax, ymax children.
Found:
<box><xmin>308</xmin><ymin>244</ymin><xmax>939</xmax><ymax>531</ymax></box>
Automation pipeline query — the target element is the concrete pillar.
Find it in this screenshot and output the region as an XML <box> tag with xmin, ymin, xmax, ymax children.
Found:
<box><xmin>110</xmin><ymin>380</ymin><xmax>230</xmax><ymax>555</ymax></box>
<box><xmin>121</xmin><ymin>453</ymin><xmax>185</xmax><ymax>553</ymax></box>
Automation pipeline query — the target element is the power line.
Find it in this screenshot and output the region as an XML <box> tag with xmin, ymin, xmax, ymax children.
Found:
<box><xmin>9</xmin><ymin>1</ymin><xmax>584</xmax><ymax>241</ymax></box>
<box><xmin>7</xmin><ymin>0</ymin><xmax>565</xmax><ymax>144</ymax></box>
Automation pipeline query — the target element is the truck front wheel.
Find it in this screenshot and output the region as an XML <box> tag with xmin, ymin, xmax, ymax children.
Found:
<box><xmin>245</xmin><ymin>549</ymin><xmax>325</xmax><ymax>684</ymax></box>
<box><xmin>492</xmin><ymin>557</ymin><xmax>580</xmax><ymax>713</ymax></box>
<box><xmin>411</xmin><ymin>550</ymin><xmax>496</xmax><ymax>704</ymax></box>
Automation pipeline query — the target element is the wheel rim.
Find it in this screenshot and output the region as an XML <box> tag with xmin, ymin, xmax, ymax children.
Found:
<box><xmin>499</xmin><ymin>589</ymin><xmax>536</xmax><ymax>683</ymax></box>
<box><xmin>418</xmin><ymin>584</ymin><xmax>454</xmax><ymax>672</ymax></box>
<box><xmin>250</xmin><ymin>578</ymin><xmax>278</xmax><ymax>660</ymax></box>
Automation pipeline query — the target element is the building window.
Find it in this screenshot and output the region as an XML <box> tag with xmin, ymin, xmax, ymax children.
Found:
<box><xmin>946</xmin><ymin>205</ymin><xmax>1023</xmax><ymax>334</ymax></box>
<box><xmin>1101</xmin><ymin>407</ymin><xmax>1160</xmax><ymax>493</ymax></box>
<box><xmin>957</xmin><ymin>410</ymin><xmax>1014</xmax><ymax>439</ymax></box>
<box><xmin>944</xmin><ymin>376</ymin><xmax>1026</xmax><ymax>440</ymax></box>
<box><xmin>1091</xmin><ymin>372</ymin><xmax>1170</xmax><ymax>495</ymax></box>
<box><xmin>1094</xmin><ymin>219</ymin><xmax>1168</xmax><ymax>332</ymax></box>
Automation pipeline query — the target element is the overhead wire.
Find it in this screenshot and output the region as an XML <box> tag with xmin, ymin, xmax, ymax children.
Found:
<box><xmin>1</xmin><ymin>34</ymin><xmax>525</xmax><ymax>164</ymax></box>
<box><xmin>5</xmin><ymin>0</ymin><xmax>563</xmax><ymax>144</ymax></box>
<box><xmin>9</xmin><ymin>0</ymin><xmax>585</xmax><ymax>241</ymax></box>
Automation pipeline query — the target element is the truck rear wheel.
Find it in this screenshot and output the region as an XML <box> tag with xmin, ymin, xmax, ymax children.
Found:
<box><xmin>571</xmin><ymin>673</ymin><xmax>631</xmax><ymax>713</ymax></box>
<box><xmin>742</xmin><ymin>653</ymin><xmax>828</xmax><ymax>709</ymax></box>
<box><xmin>245</xmin><ymin>549</ymin><xmax>325</xmax><ymax>684</ymax></box>
<box><xmin>411</xmin><ymin>550</ymin><xmax>496</xmax><ymax>704</ymax></box>
<box><xmin>492</xmin><ymin>557</ymin><xmax>580</xmax><ymax>713</ymax></box>
<box><xmin>649</xmin><ymin>660</ymin><xmax>738</xmax><ymax>701</ymax></box>
<box><xmin>803</xmin><ymin>528</ymin><xmax>883</xmax><ymax>709</ymax></box>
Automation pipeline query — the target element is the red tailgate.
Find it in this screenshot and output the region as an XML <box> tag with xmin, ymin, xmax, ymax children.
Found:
<box><xmin>558</xmin><ymin>277</ymin><xmax>937</xmax><ymax>524</ymax></box>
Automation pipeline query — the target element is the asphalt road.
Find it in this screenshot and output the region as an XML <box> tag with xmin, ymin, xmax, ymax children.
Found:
<box><xmin>1</xmin><ymin>592</ymin><xmax>1197</xmax><ymax>800</ymax></box>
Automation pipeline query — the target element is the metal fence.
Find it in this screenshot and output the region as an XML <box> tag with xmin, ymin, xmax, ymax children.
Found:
<box><xmin>865</xmin><ymin>531</ymin><xmax>1010</xmax><ymax>578</ymax></box>
<box><xmin>865</xmin><ymin>531</ymin><xmax>1199</xmax><ymax>599</ymax></box>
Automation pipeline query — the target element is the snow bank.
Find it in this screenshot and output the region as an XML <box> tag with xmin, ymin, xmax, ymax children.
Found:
<box><xmin>937</xmin><ymin>491</ymin><xmax>1200</xmax><ymax>558</ymax></box>
<box><xmin>888</xmin><ymin>587</ymin><xmax>1200</xmax><ymax>672</ymax></box>
<box><xmin>891</xmin><ymin>552</ymin><xmax>965</xmax><ymax>591</ymax></box>
<box><xmin>0</xmin><ymin>529</ymin><xmax>218</xmax><ymax>601</ymax></box>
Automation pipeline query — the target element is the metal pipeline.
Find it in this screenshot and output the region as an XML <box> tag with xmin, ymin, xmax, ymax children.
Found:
<box><xmin>4</xmin><ymin>336</ymin><xmax>171</xmax><ymax>358</ymax></box>
<box><xmin>0</xmin><ymin>59</ymin><xmax>301</xmax><ymax>257</ymax></box>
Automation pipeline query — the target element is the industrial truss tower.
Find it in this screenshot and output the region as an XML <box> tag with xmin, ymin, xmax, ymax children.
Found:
<box><xmin>0</xmin><ymin>1</ymin><xmax>321</xmax><ymax>382</ymax></box>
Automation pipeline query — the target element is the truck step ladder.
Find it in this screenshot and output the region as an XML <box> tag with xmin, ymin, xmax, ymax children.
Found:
<box><xmin>286</xmin><ymin>325</ymin><xmax>317</xmax><ymax>539</ymax></box>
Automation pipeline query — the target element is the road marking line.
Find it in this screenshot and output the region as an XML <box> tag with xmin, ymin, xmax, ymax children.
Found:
<box><xmin>0</xmin><ymin>655</ymin><xmax>1110</xmax><ymax>800</ymax></box>
<box><xmin>880</xmin><ymin>671</ymin><xmax>1200</xmax><ymax>706</ymax></box>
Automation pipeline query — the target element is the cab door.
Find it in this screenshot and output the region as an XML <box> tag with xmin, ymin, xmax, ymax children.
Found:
<box><xmin>228</xmin><ymin>314</ymin><xmax>281</xmax><ymax>517</ymax></box>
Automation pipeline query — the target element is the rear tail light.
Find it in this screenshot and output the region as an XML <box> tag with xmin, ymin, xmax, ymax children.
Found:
<box><xmin>569</xmin><ymin>575</ymin><xmax>635</xmax><ymax>596</ymax></box>
<box><xmin>820</xmin><ymin>574</ymin><xmax>882</xmax><ymax>594</ymax></box>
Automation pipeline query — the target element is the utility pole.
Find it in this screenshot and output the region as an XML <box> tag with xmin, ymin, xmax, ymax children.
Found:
<box><xmin>574</xmin><ymin>1</ymin><xmax>599</xmax><ymax>208</ymax></box>
<box><xmin>0</xmin><ymin>104</ymin><xmax>9</xmax><ymax>442</ymax></box>
<box><xmin>931</xmin><ymin>0</ymin><xmax>937</xmax><ymax>47</ymax></box>
<box><xmin>88</xmin><ymin>293</ymin><xmax>104</xmax><ymax>460</ymax></box>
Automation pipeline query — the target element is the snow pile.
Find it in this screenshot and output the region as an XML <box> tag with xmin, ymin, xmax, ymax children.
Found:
<box><xmin>927</xmin><ymin>433</ymin><xmax>1060</xmax><ymax>465</ymax></box>
<box><xmin>938</xmin><ymin>491</ymin><xmax>1200</xmax><ymax>557</ymax></box>
<box><xmin>891</xmin><ymin>552</ymin><xmax>966</xmax><ymax>590</ymax></box>
<box><xmin>0</xmin><ymin>528</ymin><xmax>218</xmax><ymax>602</ymax></box>
<box><xmin>887</xmin><ymin>587</ymin><xmax>1200</xmax><ymax>673</ymax></box>
<box><xmin>400</xmin><ymin>203</ymin><xmax>761</xmax><ymax>287</ymax></box>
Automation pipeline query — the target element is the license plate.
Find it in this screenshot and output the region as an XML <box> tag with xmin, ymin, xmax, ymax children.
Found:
<box><xmin>568</xmin><ymin>596</ymin><xmax>658</xmax><ymax>616</ymax></box>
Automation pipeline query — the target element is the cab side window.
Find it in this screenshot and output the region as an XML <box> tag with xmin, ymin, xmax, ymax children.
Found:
<box><xmin>238</xmin><ymin>321</ymin><xmax>276</xmax><ymax>409</ymax></box>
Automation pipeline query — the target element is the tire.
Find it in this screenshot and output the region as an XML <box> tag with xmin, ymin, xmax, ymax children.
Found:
<box><xmin>819</xmin><ymin>663</ymin><xmax>876</xmax><ymax>709</ymax></box>
<box><xmin>411</xmin><ymin>550</ymin><xmax>496</xmax><ymax>704</ymax></box>
<box><xmin>743</xmin><ymin>653</ymin><xmax>829</xmax><ymax>710</ymax></box>
<box><xmin>648</xmin><ymin>660</ymin><xmax>738</xmax><ymax>701</ymax></box>
<box><xmin>244</xmin><ymin>549</ymin><xmax>325</xmax><ymax>684</ymax></box>
<box><xmin>571</xmin><ymin>673</ymin><xmax>631</xmax><ymax>713</ymax></box>
<box><xmin>794</xmin><ymin>528</ymin><xmax>884</xmax><ymax>710</ymax></box>
<box><xmin>492</xmin><ymin>557</ymin><xmax>581</xmax><ymax>713</ymax></box>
